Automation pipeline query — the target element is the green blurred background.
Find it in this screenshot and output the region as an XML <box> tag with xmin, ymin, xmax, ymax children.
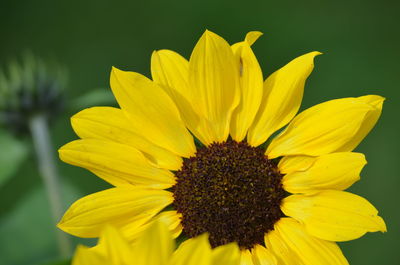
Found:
<box><xmin>0</xmin><ymin>0</ymin><xmax>399</xmax><ymax>264</ymax></box>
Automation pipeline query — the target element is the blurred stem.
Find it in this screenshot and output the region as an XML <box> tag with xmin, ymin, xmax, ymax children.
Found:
<box><xmin>28</xmin><ymin>114</ymin><xmax>71</xmax><ymax>258</ymax></box>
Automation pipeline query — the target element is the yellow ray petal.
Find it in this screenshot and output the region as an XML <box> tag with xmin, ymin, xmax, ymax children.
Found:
<box><xmin>278</xmin><ymin>155</ymin><xmax>316</xmax><ymax>174</ymax></box>
<box><xmin>263</xmin><ymin>227</ymin><xmax>301</xmax><ymax>265</ymax></box>
<box><xmin>283</xmin><ymin>152</ymin><xmax>366</xmax><ymax>193</ymax></box>
<box><xmin>151</xmin><ymin>50</ymin><xmax>210</xmax><ymax>145</ymax></box>
<box><xmin>131</xmin><ymin>221</ymin><xmax>174</xmax><ymax>265</ymax></box>
<box><xmin>240</xmin><ymin>250</ymin><xmax>254</xmax><ymax>265</ymax></box>
<box><xmin>335</xmin><ymin>95</ymin><xmax>385</xmax><ymax>152</ymax></box>
<box><xmin>151</xmin><ymin>49</ymin><xmax>190</xmax><ymax>101</ymax></box>
<box><xmin>57</xmin><ymin>186</ymin><xmax>173</xmax><ymax>238</ymax></box>
<box><xmin>118</xmin><ymin>217</ymin><xmax>152</xmax><ymax>243</ymax></box>
<box><xmin>281</xmin><ymin>191</ymin><xmax>387</xmax><ymax>242</ymax></box>
<box><xmin>59</xmin><ymin>139</ymin><xmax>175</xmax><ymax>188</ymax></box>
<box><xmin>110</xmin><ymin>67</ymin><xmax>195</xmax><ymax>157</ymax></box>
<box><xmin>248</xmin><ymin>52</ymin><xmax>321</xmax><ymax>147</ymax></box>
<box><xmin>169</xmin><ymin>234</ymin><xmax>212</xmax><ymax>265</ymax></box>
<box><xmin>211</xmin><ymin>242</ymin><xmax>241</xmax><ymax>265</ymax></box>
<box><xmin>188</xmin><ymin>30</ymin><xmax>240</xmax><ymax>144</ymax></box>
<box><xmin>266</xmin><ymin>96</ymin><xmax>377</xmax><ymax>158</ymax></box>
<box><xmin>251</xmin><ymin>245</ymin><xmax>278</xmax><ymax>265</ymax></box>
<box><xmin>231</xmin><ymin>31</ymin><xmax>263</xmax><ymax>53</ymax></box>
<box><xmin>265</xmin><ymin>218</ymin><xmax>349</xmax><ymax>265</ymax></box>
<box><xmin>72</xmin><ymin>245</ymin><xmax>107</xmax><ymax>265</ymax></box>
<box><xmin>71</xmin><ymin>107</ymin><xmax>182</xmax><ymax>170</ymax></box>
<box><xmin>157</xmin><ymin>210</ymin><xmax>183</xmax><ymax>238</ymax></box>
<box><xmin>230</xmin><ymin>39</ymin><xmax>263</xmax><ymax>142</ymax></box>
<box><xmin>97</xmin><ymin>226</ymin><xmax>134</xmax><ymax>265</ymax></box>
<box><xmin>244</xmin><ymin>31</ymin><xmax>263</xmax><ymax>46</ymax></box>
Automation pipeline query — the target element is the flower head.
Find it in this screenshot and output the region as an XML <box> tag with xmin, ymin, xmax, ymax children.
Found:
<box><xmin>59</xmin><ymin>30</ymin><xmax>386</xmax><ymax>264</ymax></box>
<box><xmin>0</xmin><ymin>52</ymin><xmax>66</xmax><ymax>134</ymax></box>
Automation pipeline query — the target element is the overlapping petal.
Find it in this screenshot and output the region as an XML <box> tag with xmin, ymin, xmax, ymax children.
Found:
<box><xmin>278</xmin><ymin>155</ymin><xmax>316</xmax><ymax>174</ymax></box>
<box><xmin>248</xmin><ymin>52</ymin><xmax>321</xmax><ymax>147</ymax></box>
<box><xmin>57</xmin><ymin>186</ymin><xmax>173</xmax><ymax>238</ymax></box>
<box><xmin>211</xmin><ymin>243</ymin><xmax>241</xmax><ymax>265</ymax></box>
<box><xmin>110</xmin><ymin>67</ymin><xmax>195</xmax><ymax>157</ymax></box>
<box><xmin>131</xmin><ymin>221</ymin><xmax>174</xmax><ymax>265</ymax></box>
<box><xmin>59</xmin><ymin>139</ymin><xmax>174</xmax><ymax>188</ymax></box>
<box><xmin>281</xmin><ymin>191</ymin><xmax>386</xmax><ymax>242</ymax></box>
<box><xmin>151</xmin><ymin>50</ymin><xmax>210</xmax><ymax>145</ymax></box>
<box><xmin>251</xmin><ymin>245</ymin><xmax>277</xmax><ymax>265</ymax></box>
<box><xmin>188</xmin><ymin>30</ymin><xmax>240</xmax><ymax>144</ymax></box>
<box><xmin>72</xmin><ymin>246</ymin><xmax>107</xmax><ymax>265</ymax></box>
<box><xmin>240</xmin><ymin>250</ymin><xmax>254</xmax><ymax>265</ymax></box>
<box><xmin>266</xmin><ymin>96</ymin><xmax>381</xmax><ymax>158</ymax></box>
<box><xmin>71</xmin><ymin>107</ymin><xmax>182</xmax><ymax>170</ymax></box>
<box><xmin>335</xmin><ymin>95</ymin><xmax>384</xmax><ymax>152</ymax></box>
<box><xmin>265</xmin><ymin>218</ymin><xmax>349</xmax><ymax>265</ymax></box>
<box><xmin>157</xmin><ymin>210</ymin><xmax>183</xmax><ymax>238</ymax></box>
<box><xmin>95</xmin><ymin>226</ymin><xmax>134</xmax><ymax>265</ymax></box>
<box><xmin>230</xmin><ymin>33</ymin><xmax>264</xmax><ymax>142</ymax></box>
<box><xmin>169</xmin><ymin>234</ymin><xmax>212</xmax><ymax>265</ymax></box>
<box><xmin>282</xmin><ymin>152</ymin><xmax>366</xmax><ymax>193</ymax></box>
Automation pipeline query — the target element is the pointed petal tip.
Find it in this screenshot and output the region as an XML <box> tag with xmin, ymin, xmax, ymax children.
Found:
<box><xmin>245</xmin><ymin>31</ymin><xmax>264</xmax><ymax>45</ymax></box>
<box><xmin>378</xmin><ymin>216</ymin><xmax>387</xmax><ymax>232</ymax></box>
<box><xmin>202</xmin><ymin>29</ymin><xmax>224</xmax><ymax>42</ymax></box>
<box><xmin>359</xmin><ymin>94</ymin><xmax>386</xmax><ymax>107</ymax></box>
<box><xmin>307</xmin><ymin>51</ymin><xmax>323</xmax><ymax>61</ymax></box>
<box><xmin>56</xmin><ymin>221</ymin><xmax>63</xmax><ymax>229</ymax></box>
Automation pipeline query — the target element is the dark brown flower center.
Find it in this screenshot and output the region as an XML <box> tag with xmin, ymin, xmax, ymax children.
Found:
<box><xmin>172</xmin><ymin>140</ymin><xmax>285</xmax><ymax>249</ymax></box>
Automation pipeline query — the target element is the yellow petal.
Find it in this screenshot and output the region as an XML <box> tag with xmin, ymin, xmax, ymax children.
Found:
<box><xmin>72</xmin><ymin>245</ymin><xmax>107</xmax><ymax>265</ymax></box>
<box><xmin>110</xmin><ymin>67</ymin><xmax>195</xmax><ymax>157</ymax></box>
<box><xmin>212</xmin><ymin>242</ymin><xmax>241</xmax><ymax>265</ymax></box>
<box><xmin>278</xmin><ymin>155</ymin><xmax>316</xmax><ymax>174</ymax></box>
<box><xmin>151</xmin><ymin>49</ymin><xmax>190</xmax><ymax>100</ymax></box>
<box><xmin>281</xmin><ymin>191</ymin><xmax>387</xmax><ymax>242</ymax></box>
<box><xmin>231</xmin><ymin>31</ymin><xmax>263</xmax><ymax>53</ymax></box>
<box><xmin>244</xmin><ymin>31</ymin><xmax>263</xmax><ymax>46</ymax></box>
<box><xmin>188</xmin><ymin>30</ymin><xmax>240</xmax><ymax>144</ymax></box>
<box><xmin>266</xmin><ymin>96</ymin><xmax>377</xmax><ymax>158</ymax></box>
<box><xmin>335</xmin><ymin>95</ymin><xmax>385</xmax><ymax>152</ymax></box>
<box><xmin>71</xmin><ymin>107</ymin><xmax>182</xmax><ymax>170</ymax></box>
<box><xmin>169</xmin><ymin>234</ymin><xmax>212</xmax><ymax>265</ymax></box>
<box><xmin>265</xmin><ymin>218</ymin><xmax>349</xmax><ymax>265</ymax></box>
<box><xmin>248</xmin><ymin>52</ymin><xmax>321</xmax><ymax>147</ymax></box>
<box><xmin>230</xmin><ymin>40</ymin><xmax>263</xmax><ymax>142</ymax></box>
<box><xmin>283</xmin><ymin>152</ymin><xmax>366</xmax><ymax>193</ymax></box>
<box><xmin>151</xmin><ymin>50</ymin><xmax>209</xmax><ymax>145</ymax></box>
<box><xmin>131</xmin><ymin>220</ymin><xmax>174</xmax><ymax>265</ymax></box>
<box><xmin>57</xmin><ymin>186</ymin><xmax>173</xmax><ymax>238</ymax></box>
<box><xmin>263</xmin><ymin>226</ymin><xmax>301</xmax><ymax>265</ymax></box>
<box><xmin>59</xmin><ymin>139</ymin><xmax>175</xmax><ymax>188</ymax></box>
<box><xmin>251</xmin><ymin>245</ymin><xmax>278</xmax><ymax>265</ymax></box>
<box><xmin>157</xmin><ymin>210</ymin><xmax>183</xmax><ymax>238</ymax></box>
<box><xmin>240</xmin><ymin>250</ymin><xmax>254</xmax><ymax>265</ymax></box>
<box><xmin>118</xmin><ymin>217</ymin><xmax>152</xmax><ymax>242</ymax></box>
<box><xmin>97</xmin><ymin>226</ymin><xmax>134</xmax><ymax>265</ymax></box>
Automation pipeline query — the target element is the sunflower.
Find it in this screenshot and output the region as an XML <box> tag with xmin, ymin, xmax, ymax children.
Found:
<box><xmin>58</xmin><ymin>30</ymin><xmax>386</xmax><ymax>265</ymax></box>
<box><xmin>72</xmin><ymin>220</ymin><xmax>240</xmax><ymax>265</ymax></box>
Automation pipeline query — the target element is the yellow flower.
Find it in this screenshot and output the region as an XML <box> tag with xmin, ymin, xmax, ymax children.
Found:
<box><xmin>72</xmin><ymin>220</ymin><xmax>240</xmax><ymax>265</ymax></box>
<box><xmin>59</xmin><ymin>30</ymin><xmax>386</xmax><ymax>265</ymax></box>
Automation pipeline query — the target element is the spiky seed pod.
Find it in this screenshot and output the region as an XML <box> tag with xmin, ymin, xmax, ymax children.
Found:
<box><xmin>0</xmin><ymin>53</ymin><xmax>67</xmax><ymax>135</ymax></box>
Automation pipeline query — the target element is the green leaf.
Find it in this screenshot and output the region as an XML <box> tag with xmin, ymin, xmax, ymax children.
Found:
<box><xmin>0</xmin><ymin>130</ymin><xmax>28</xmax><ymax>187</ymax></box>
<box><xmin>71</xmin><ymin>88</ymin><xmax>116</xmax><ymax>110</ymax></box>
